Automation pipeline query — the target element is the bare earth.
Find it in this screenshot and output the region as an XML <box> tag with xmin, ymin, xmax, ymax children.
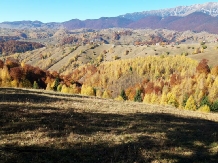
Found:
<box><xmin>0</xmin><ymin>88</ymin><xmax>218</xmax><ymax>163</ymax></box>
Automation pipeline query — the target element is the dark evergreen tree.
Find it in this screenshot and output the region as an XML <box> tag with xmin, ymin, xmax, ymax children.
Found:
<box><xmin>120</xmin><ymin>89</ymin><xmax>128</xmax><ymax>101</ymax></box>
<box><xmin>53</xmin><ymin>77</ymin><xmax>60</xmax><ymax>91</ymax></box>
<box><xmin>134</xmin><ymin>90</ymin><xmax>142</xmax><ymax>102</ymax></box>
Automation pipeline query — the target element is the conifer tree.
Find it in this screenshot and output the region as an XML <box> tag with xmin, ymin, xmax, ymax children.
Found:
<box><xmin>134</xmin><ymin>90</ymin><xmax>142</xmax><ymax>102</ymax></box>
<box><xmin>185</xmin><ymin>95</ymin><xmax>197</xmax><ymax>111</ymax></box>
<box><xmin>61</xmin><ymin>84</ymin><xmax>69</xmax><ymax>93</ymax></box>
<box><xmin>143</xmin><ymin>94</ymin><xmax>151</xmax><ymax>103</ymax></box>
<box><xmin>33</xmin><ymin>81</ymin><xmax>39</xmax><ymax>89</ymax></box>
<box><xmin>160</xmin><ymin>92</ymin><xmax>168</xmax><ymax>105</ymax></box>
<box><xmin>46</xmin><ymin>83</ymin><xmax>52</xmax><ymax>91</ymax></box>
<box><xmin>102</xmin><ymin>90</ymin><xmax>111</xmax><ymax>99</ymax></box>
<box><xmin>120</xmin><ymin>89</ymin><xmax>128</xmax><ymax>101</ymax></box>
<box><xmin>167</xmin><ymin>92</ymin><xmax>178</xmax><ymax>107</ymax></box>
<box><xmin>198</xmin><ymin>105</ymin><xmax>210</xmax><ymax>113</ymax></box>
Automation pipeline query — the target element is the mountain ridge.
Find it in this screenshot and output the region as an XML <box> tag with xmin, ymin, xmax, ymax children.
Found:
<box><xmin>119</xmin><ymin>2</ymin><xmax>218</xmax><ymax>20</ymax></box>
<box><xmin>1</xmin><ymin>2</ymin><xmax>218</xmax><ymax>34</ymax></box>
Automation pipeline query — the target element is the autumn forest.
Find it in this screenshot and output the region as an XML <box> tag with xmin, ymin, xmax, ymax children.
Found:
<box><xmin>1</xmin><ymin>54</ymin><xmax>218</xmax><ymax>113</ymax></box>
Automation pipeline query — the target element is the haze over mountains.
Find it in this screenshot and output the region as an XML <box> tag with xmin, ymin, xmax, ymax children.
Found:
<box><xmin>1</xmin><ymin>2</ymin><xmax>218</xmax><ymax>34</ymax></box>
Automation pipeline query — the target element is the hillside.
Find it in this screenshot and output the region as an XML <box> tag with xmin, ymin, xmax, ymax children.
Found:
<box><xmin>0</xmin><ymin>88</ymin><xmax>218</xmax><ymax>162</ymax></box>
<box><xmin>1</xmin><ymin>28</ymin><xmax>218</xmax><ymax>72</ymax></box>
<box><xmin>0</xmin><ymin>40</ymin><xmax>44</xmax><ymax>55</ymax></box>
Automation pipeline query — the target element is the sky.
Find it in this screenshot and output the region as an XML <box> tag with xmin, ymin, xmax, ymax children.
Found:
<box><xmin>0</xmin><ymin>0</ymin><xmax>213</xmax><ymax>23</ymax></box>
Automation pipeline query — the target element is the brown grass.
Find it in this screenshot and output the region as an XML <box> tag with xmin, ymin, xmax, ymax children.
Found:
<box><xmin>0</xmin><ymin>88</ymin><xmax>218</xmax><ymax>163</ymax></box>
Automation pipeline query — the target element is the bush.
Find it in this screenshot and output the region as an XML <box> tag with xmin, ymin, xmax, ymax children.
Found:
<box><xmin>202</xmin><ymin>45</ymin><xmax>207</xmax><ymax>49</ymax></box>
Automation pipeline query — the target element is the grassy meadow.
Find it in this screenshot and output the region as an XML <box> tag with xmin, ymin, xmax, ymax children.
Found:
<box><xmin>0</xmin><ymin>88</ymin><xmax>218</xmax><ymax>163</ymax></box>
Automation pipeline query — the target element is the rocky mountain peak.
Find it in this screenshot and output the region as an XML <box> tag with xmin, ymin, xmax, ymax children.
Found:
<box><xmin>119</xmin><ymin>2</ymin><xmax>218</xmax><ymax>20</ymax></box>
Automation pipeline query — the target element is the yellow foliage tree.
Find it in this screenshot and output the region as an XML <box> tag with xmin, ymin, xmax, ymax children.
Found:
<box><xmin>185</xmin><ymin>95</ymin><xmax>197</xmax><ymax>111</ymax></box>
<box><xmin>0</xmin><ymin>66</ymin><xmax>11</xmax><ymax>87</ymax></box>
<box><xmin>114</xmin><ymin>95</ymin><xmax>124</xmax><ymax>101</ymax></box>
<box><xmin>96</xmin><ymin>89</ymin><xmax>103</xmax><ymax>98</ymax></box>
<box><xmin>61</xmin><ymin>84</ymin><xmax>69</xmax><ymax>93</ymax></box>
<box><xmin>160</xmin><ymin>92</ymin><xmax>168</xmax><ymax>105</ymax></box>
<box><xmin>81</xmin><ymin>85</ymin><xmax>95</xmax><ymax>96</ymax></box>
<box><xmin>46</xmin><ymin>83</ymin><xmax>52</xmax><ymax>91</ymax></box>
<box><xmin>198</xmin><ymin>105</ymin><xmax>210</xmax><ymax>113</ymax></box>
<box><xmin>150</xmin><ymin>93</ymin><xmax>159</xmax><ymax>104</ymax></box>
<box><xmin>11</xmin><ymin>80</ymin><xmax>19</xmax><ymax>88</ymax></box>
<box><xmin>69</xmin><ymin>84</ymin><xmax>81</xmax><ymax>94</ymax></box>
<box><xmin>167</xmin><ymin>92</ymin><xmax>178</xmax><ymax>107</ymax></box>
<box><xmin>143</xmin><ymin>94</ymin><xmax>152</xmax><ymax>104</ymax></box>
<box><xmin>102</xmin><ymin>90</ymin><xmax>111</xmax><ymax>99</ymax></box>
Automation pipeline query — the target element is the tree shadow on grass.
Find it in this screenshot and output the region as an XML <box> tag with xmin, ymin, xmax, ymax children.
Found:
<box><xmin>0</xmin><ymin>88</ymin><xmax>76</xmax><ymax>103</ymax></box>
<box><xmin>1</xmin><ymin>102</ymin><xmax>218</xmax><ymax>163</ymax></box>
<box><xmin>0</xmin><ymin>88</ymin><xmax>96</xmax><ymax>103</ymax></box>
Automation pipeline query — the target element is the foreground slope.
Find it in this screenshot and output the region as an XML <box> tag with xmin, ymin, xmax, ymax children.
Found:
<box><xmin>0</xmin><ymin>88</ymin><xmax>218</xmax><ymax>163</ymax></box>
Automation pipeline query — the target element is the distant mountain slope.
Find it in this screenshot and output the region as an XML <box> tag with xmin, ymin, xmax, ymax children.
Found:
<box><xmin>0</xmin><ymin>20</ymin><xmax>61</xmax><ymax>29</ymax></box>
<box><xmin>63</xmin><ymin>17</ymin><xmax>134</xmax><ymax>30</ymax></box>
<box><xmin>1</xmin><ymin>2</ymin><xmax>218</xmax><ymax>34</ymax></box>
<box><xmin>127</xmin><ymin>12</ymin><xmax>218</xmax><ymax>34</ymax></box>
<box><xmin>119</xmin><ymin>2</ymin><xmax>218</xmax><ymax>20</ymax></box>
<box><xmin>0</xmin><ymin>40</ymin><xmax>44</xmax><ymax>55</ymax></box>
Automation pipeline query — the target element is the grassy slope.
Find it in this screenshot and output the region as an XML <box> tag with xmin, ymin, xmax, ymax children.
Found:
<box><xmin>2</xmin><ymin>42</ymin><xmax>218</xmax><ymax>76</ymax></box>
<box><xmin>0</xmin><ymin>88</ymin><xmax>218</xmax><ymax>163</ymax></box>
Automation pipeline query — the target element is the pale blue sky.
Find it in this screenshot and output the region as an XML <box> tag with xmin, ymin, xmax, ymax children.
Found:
<box><xmin>0</xmin><ymin>0</ymin><xmax>213</xmax><ymax>23</ymax></box>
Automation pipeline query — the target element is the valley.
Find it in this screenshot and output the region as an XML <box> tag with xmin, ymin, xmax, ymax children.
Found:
<box><xmin>1</xmin><ymin>2</ymin><xmax>218</xmax><ymax>162</ymax></box>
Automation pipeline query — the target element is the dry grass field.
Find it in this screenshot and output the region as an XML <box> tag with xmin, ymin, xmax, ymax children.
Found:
<box><xmin>0</xmin><ymin>88</ymin><xmax>218</xmax><ymax>163</ymax></box>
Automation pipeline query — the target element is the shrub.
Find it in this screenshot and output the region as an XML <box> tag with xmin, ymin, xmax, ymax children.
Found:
<box><xmin>202</xmin><ymin>45</ymin><xmax>207</xmax><ymax>49</ymax></box>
